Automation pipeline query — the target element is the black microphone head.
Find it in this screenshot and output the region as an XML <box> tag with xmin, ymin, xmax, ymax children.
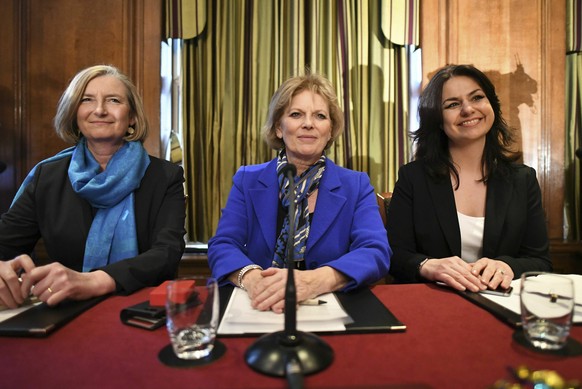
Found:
<box><xmin>279</xmin><ymin>164</ymin><xmax>297</xmax><ymax>178</ymax></box>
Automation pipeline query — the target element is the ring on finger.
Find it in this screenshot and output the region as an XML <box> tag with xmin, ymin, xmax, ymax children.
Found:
<box><xmin>47</xmin><ymin>287</ymin><xmax>53</xmax><ymax>293</ymax></box>
<box><xmin>498</xmin><ymin>269</ymin><xmax>505</xmax><ymax>276</ymax></box>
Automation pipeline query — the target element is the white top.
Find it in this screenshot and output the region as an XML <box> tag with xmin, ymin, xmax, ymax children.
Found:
<box><xmin>457</xmin><ymin>212</ymin><xmax>484</xmax><ymax>263</ymax></box>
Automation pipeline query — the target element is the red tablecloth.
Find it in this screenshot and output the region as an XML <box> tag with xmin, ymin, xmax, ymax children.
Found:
<box><xmin>2</xmin><ymin>284</ymin><xmax>581</xmax><ymax>389</ymax></box>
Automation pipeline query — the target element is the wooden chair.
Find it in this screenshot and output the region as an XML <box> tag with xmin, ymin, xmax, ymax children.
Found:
<box><xmin>376</xmin><ymin>192</ymin><xmax>394</xmax><ymax>284</ymax></box>
<box><xmin>376</xmin><ymin>192</ymin><xmax>392</xmax><ymax>228</ymax></box>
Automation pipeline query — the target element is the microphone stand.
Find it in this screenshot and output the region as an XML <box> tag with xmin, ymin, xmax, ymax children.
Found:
<box><xmin>245</xmin><ymin>166</ymin><xmax>334</xmax><ymax>381</ymax></box>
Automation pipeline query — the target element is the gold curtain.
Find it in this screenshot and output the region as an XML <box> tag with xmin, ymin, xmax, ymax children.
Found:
<box><xmin>167</xmin><ymin>0</ymin><xmax>418</xmax><ymax>242</ymax></box>
<box><xmin>565</xmin><ymin>0</ymin><xmax>582</xmax><ymax>240</ymax></box>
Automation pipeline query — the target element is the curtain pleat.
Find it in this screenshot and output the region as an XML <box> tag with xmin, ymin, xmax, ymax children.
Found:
<box><xmin>568</xmin><ymin>0</ymin><xmax>582</xmax><ymax>53</ymax></box>
<box><xmin>380</xmin><ymin>0</ymin><xmax>419</xmax><ymax>46</ymax></box>
<box><xmin>165</xmin><ymin>0</ymin><xmax>206</xmax><ymax>39</ymax></box>
<box><xmin>173</xmin><ymin>0</ymin><xmax>417</xmax><ymax>242</ymax></box>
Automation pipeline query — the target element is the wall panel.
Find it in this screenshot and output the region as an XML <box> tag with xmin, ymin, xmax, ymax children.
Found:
<box><xmin>0</xmin><ymin>0</ymin><xmax>162</xmax><ymax>215</ymax></box>
<box><xmin>0</xmin><ymin>0</ymin><xmax>19</xmax><ymax>213</ymax></box>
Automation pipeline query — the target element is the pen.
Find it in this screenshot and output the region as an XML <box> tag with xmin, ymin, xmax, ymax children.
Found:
<box><xmin>525</xmin><ymin>290</ymin><xmax>582</xmax><ymax>307</ymax></box>
<box><xmin>300</xmin><ymin>299</ymin><xmax>327</xmax><ymax>306</ymax></box>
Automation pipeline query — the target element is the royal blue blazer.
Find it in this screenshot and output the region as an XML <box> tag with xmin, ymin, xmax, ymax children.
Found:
<box><xmin>208</xmin><ymin>158</ymin><xmax>391</xmax><ymax>290</ymax></box>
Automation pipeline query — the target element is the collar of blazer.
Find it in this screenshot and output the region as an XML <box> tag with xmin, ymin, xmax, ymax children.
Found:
<box><xmin>250</xmin><ymin>158</ymin><xmax>347</xmax><ymax>253</ymax></box>
<box><xmin>424</xmin><ymin>168</ymin><xmax>514</xmax><ymax>258</ymax></box>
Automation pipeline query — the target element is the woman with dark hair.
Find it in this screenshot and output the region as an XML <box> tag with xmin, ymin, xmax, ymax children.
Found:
<box><xmin>208</xmin><ymin>71</ymin><xmax>390</xmax><ymax>313</ymax></box>
<box><xmin>386</xmin><ymin>64</ymin><xmax>551</xmax><ymax>292</ymax></box>
<box><xmin>0</xmin><ymin>65</ymin><xmax>186</xmax><ymax>308</ymax></box>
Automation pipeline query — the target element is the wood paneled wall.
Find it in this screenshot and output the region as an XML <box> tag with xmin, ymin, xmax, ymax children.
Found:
<box><xmin>421</xmin><ymin>0</ymin><xmax>566</xmax><ymax>242</ymax></box>
<box><xmin>0</xmin><ymin>0</ymin><xmax>163</xmax><ymax>214</ymax></box>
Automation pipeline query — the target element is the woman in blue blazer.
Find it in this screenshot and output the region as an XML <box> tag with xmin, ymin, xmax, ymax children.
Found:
<box><xmin>386</xmin><ymin>65</ymin><xmax>551</xmax><ymax>293</ymax></box>
<box><xmin>208</xmin><ymin>72</ymin><xmax>391</xmax><ymax>313</ymax></box>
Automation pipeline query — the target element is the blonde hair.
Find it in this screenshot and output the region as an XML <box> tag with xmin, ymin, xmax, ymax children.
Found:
<box><xmin>262</xmin><ymin>71</ymin><xmax>344</xmax><ymax>150</ymax></box>
<box><xmin>53</xmin><ymin>65</ymin><xmax>148</xmax><ymax>143</ymax></box>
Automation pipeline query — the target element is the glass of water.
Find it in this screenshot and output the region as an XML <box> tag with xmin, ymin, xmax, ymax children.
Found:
<box><xmin>165</xmin><ymin>276</ymin><xmax>219</xmax><ymax>360</ymax></box>
<box><xmin>520</xmin><ymin>272</ymin><xmax>574</xmax><ymax>350</ymax></box>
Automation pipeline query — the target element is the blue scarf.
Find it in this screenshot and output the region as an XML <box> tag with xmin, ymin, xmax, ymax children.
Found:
<box><xmin>272</xmin><ymin>149</ymin><xmax>326</xmax><ymax>268</ymax></box>
<box><xmin>12</xmin><ymin>138</ymin><xmax>150</xmax><ymax>272</ymax></box>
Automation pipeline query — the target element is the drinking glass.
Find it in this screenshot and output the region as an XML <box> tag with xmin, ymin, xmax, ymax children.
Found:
<box><xmin>165</xmin><ymin>276</ymin><xmax>219</xmax><ymax>360</ymax></box>
<box><xmin>520</xmin><ymin>272</ymin><xmax>574</xmax><ymax>350</ymax></box>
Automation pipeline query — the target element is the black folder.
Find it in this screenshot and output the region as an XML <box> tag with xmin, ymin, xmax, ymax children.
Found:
<box><xmin>457</xmin><ymin>291</ymin><xmax>522</xmax><ymax>327</ymax></box>
<box><xmin>335</xmin><ymin>287</ymin><xmax>407</xmax><ymax>333</ymax></box>
<box><xmin>218</xmin><ymin>285</ymin><xmax>406</xmax><ymax>336</ymax></box>
<box><xmin>0</xmin><ymin>296</ymin><xmax>106</xmax><ymax>337</ymax></box>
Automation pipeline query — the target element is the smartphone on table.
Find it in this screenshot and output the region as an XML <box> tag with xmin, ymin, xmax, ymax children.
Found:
<box><xmin>480</xmin><ymin>285</ymin><xmax>513</xmax><ymax>297</ymax></box>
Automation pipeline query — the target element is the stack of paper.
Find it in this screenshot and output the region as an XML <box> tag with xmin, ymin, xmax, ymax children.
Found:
<box><xmin>218</xmin><ymin>288</ymin><xmax>353</xmax><ymax>335</ymax></box>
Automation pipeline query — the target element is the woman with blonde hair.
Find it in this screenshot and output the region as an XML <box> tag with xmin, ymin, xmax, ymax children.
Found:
<box><xmin>0</xmin><ymin>65</ymin><xmax>186</xmax><ymax>308</ymax></box>
<box><xmin>209</xmin><ymin>71</ymin><xmax>391</xmax><ymax>313</ymax></box>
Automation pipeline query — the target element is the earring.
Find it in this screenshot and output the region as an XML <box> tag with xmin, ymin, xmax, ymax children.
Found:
<box><xmin>127</xmin><ymin>126</ymin><xmax>135</xmax><ymax>135</ymax></box>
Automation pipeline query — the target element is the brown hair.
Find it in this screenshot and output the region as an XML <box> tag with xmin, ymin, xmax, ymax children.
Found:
<box><xmin>413</xmin><ymin>64</ymin><xmax>520</xmax><ymax>185</ymax></box>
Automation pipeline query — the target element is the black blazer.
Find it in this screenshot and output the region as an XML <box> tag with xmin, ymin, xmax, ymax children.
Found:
<box><xmin>386</xmin><ymin>160</ymin><xmax>552</xmax><ymax>283</ymax></box>
<box><xmin>0</xmin><ymin>155</ymin><xmax>186</xmax><ymax>294</ymax></box>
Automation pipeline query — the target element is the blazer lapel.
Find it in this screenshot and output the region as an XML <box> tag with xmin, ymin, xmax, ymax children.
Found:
<box><xmin>483</xmin><ymin>174</ymin><xmax>512</xmax><ymax>256</ymax></box>
<box><xmin>307</xmin><ymin>161</ymin><xmax>346</xmax><ymax>249</ymax></box>
<box><xmin>426</xmin><ymin>174</ymin><xmax>461</xmax><ymax>256</ymax></box>
<box><xmin>249</xmin><ymin>160</ymin><xmax>279</xmax><ymax>251</ymax></box>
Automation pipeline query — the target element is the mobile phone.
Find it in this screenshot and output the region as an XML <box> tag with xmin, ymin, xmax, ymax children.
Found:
<box><xmin>480</xmin><ymin>285</ymin><xmax>513</xmax><ymax>297</ymax></box>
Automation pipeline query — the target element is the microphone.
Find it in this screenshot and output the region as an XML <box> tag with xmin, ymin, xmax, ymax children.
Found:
<box><xmin>245</xmin><ymin>163</ymin><xmax>333</xmax><ymax>382</ymax></box>
<box><xmin>280</xmin><ymin>163</ymin><xmax>298</xmax><ymax>338</ymax></box>
<box><xmin>286</xmin><ymin>352</ymin><xmax>304</xmax><ymax>389</ymax></box>
<box><xmin>279</xmin><ymin>163</ymin><xmax>297</xmax><ymax>179</ymax></box>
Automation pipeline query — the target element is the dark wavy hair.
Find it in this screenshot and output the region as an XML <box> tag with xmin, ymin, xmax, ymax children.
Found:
<box><xmin>413</xmin><ymin>64</ymin><xmax>521</xmax><ymax>187</ymax></box>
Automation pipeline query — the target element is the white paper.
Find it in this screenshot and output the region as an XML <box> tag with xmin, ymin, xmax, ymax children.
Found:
<box><xmin>479</xmin><ymin>274</ymin><xmax>582</xmax><ymax>323</ymax></box>
<box><xmin>218</xmin><ymin>288</ymin><xmax>352</xmax><ymax>335</ymax></box>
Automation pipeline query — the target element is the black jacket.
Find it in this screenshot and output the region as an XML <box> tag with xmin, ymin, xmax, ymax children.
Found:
<box><xmin>386</xmin><ymin>160</ymin><xmax>552</xmax><ymax>282</ymax></box>
<box><xmin>0</xmin><ymin>155</ymin><xmax>186</xmax><ymax>294</ymax></box>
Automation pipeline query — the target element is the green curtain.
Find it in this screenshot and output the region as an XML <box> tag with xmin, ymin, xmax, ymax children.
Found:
<box><xmin>565</xmin><ymin>0</ymin><xmax>582</xmax><ymax>241</ymax></box>
<box><xmin>168</xmin><ymin>0</ymin><xmax>418</xmax><ymax>242</ymax></box>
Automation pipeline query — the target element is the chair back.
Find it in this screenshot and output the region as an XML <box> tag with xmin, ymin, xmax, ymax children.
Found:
<box><xmin>376</xmin><ymin>191</ymin><xmax>394</xmax><ymax>284</ymax></box>
<box><xmin>376</xmin><ymin>192</ymin><xmax>392</xmax><ymax>228</ymax></box>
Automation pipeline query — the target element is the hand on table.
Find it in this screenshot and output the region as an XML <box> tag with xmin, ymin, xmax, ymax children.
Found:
<box><xmin>19</xmin><ymin>263</ymin><xmax>116</xmax><ymax>306</ymax></box>
<box><xmin>470</xmin><ymin>258</ymin><xmax>514</xmax><ymax>290</ymax></box>
<box><xmin>420</xmin><ymin>256</ymin><xmax>514</xmax><ymax>293</ymax></box>
<box><xmin>247</xmin><ymin>268</ymin><xmax>315</xmax><ymax>313</ymax></box>
<box><xmin>245</xmin><ymin>266</ymin><xmax>347</xmax><ymax>314</ymax></box>
<box><xmin>0</xmin><ymin>254</ymin><xmax>36</xmax><ymax>309</ymax></box>
<box><xmin>420</xmin><ymin>256</ymin><xmax>487</xmax><ymax>292</ymax></box>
